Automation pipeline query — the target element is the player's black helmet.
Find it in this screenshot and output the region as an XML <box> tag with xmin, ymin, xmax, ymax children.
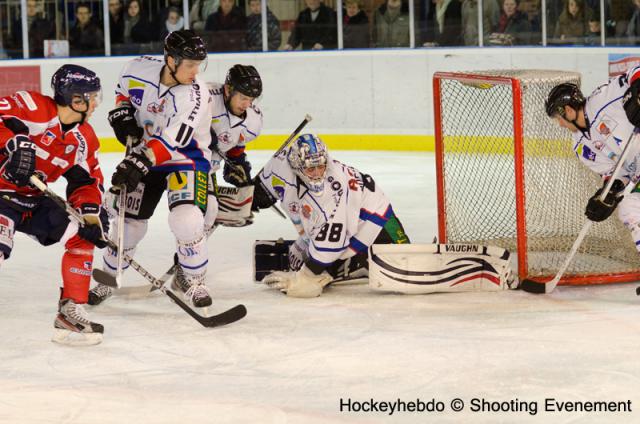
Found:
<box><xmin>225</xmin><ymin>65</ymin><xmax>262</xmax><ymax>98</ymax></box>
<box><xmin>545</xmin><ymin>83</ymin><xmax>586</xmax><ymax>118</ymax></box>
<box><xmin>164</xmin><ymin>29</ymin><xmax>207</xmax><ymax>63</ymax></box>
<box><xmin>51</xmin><ymin>64</ymin><xmax>101</xmax><ymax>107</ymax></box>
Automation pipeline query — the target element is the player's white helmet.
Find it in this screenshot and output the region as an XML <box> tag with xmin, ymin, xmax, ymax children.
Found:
<box><xmin>288</xmin><ymin>134</ymin><xmax>329</xmax><ymax>196</ymax></box>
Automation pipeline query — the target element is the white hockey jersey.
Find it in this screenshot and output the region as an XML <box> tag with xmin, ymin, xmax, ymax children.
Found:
<box><xmin>115</xmin><ymin>56</ymin><xmax>212</xmax><ymax>172</ymax></box>
<box><xmin>207</xmin><ymin>82</ymin><xmax>263</xmax><ymax>172</ymax></box>
<box><xmin>572</xmin><ymin>66</ymin><xmax>640</xmax><ymax>181</ymax></box>
<box><xmin>258</xmin><ymin>151</ymin><xmax>393</xmax><ymax>268</ymax></box>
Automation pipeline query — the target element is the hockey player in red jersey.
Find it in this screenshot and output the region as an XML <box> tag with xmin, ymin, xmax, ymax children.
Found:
<box><xmin>0</xmin><ymin>64</ymin><xmax>109</xmax><ymax>346</ymax></box>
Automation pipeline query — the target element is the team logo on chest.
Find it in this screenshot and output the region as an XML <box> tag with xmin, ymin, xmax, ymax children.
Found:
<box><xmin>40</xmin><ymin>130</ymin><xmax>56</xmax><ymax>146</ymax></box>
<box><xmin>147</xmin><ymin>98</ymin><xmax>167</xmax><ymax>114</ymax></box>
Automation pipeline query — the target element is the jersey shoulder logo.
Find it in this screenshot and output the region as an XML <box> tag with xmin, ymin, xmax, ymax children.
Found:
<box><xmin>128</xmin><ymin>79</ymin><xmax>146</xmax><ymax>106</ymax></box>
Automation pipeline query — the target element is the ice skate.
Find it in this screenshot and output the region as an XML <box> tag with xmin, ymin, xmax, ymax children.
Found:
<box><xmin>88</xmin><ymin>283</ymin><xmax>114</xmax><ymax>306</ymax></box>
<box><xmin>53</xmin><ymin>298</ymin><xmax>104</xmax><ymax>346</ymax></box>
<box><xmin>171</xmin><ymin>255</ymin><xmax>212</xmax><ymax>307</ymax></box>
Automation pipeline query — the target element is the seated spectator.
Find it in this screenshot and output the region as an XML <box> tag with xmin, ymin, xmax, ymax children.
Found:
<box><xmin>284</xmin><ymin>0</ymin><xmax>337</xmax><ymax>50</ymax></box>
<box><xmin>160</xmin><ymin>7</ymin><xmax>185</xmax><ymax>40</ymax></box>
<box><xmin>11</xmin><ymin>0</ymin><xmax>56</xmax><ymax>58</ymax></box>
<box><xmin>69</xmin><ymin>2</ymin><xmax>104</xmax><ymax>56</ymax></box>
<box><xmin>190</xmin><ymin>0</ymin><xmax>219</xmax><ymax>31</ymax></box>
<box><xmin>423</xmin><ymin>0</ymin><xmax>463</xmax><ymax>47</ymax></box>
<box><xmin>123</xmin><ymin>0</ymin><xmax>154</xmax><ymax>43</ymax></box>
<box><xmin>205</xmin><ymin>0</ymin><xmax>247</xmax><ymax>51</ymax></box>
<box><xmin>585</xmin><ymin>16</ymin><xmax>601</xmax><ymax>45</ymax></box>
<box><xmin>489</xmin><ymin>0</ymin><xmax>531</xmax><ymax>45</ymax></box>
<box><xmin>461</xmin><ymin>0</ymin><xmax>500</xmax><ymax>46</ymax></box>
<box><xmin>343</xmin><ymin>0</ymin><xmax>369</xmax><ymax>48</ymax></box>
<box><xmin>628</xmin><ymin>0</ymin><xmax>640</xmax><ymax>44</ymax></box>
<box><xmin>519</xmin><ymin>0</ymin><xmax>541</xmax><ymax>33</ymax></box>
<box><xmin>553</xmin><ymin>0</ymin><xmax>594</xmax><ymax>44</ymax></box>
<box><xmin>156</xmin><ymin>0</ymin><xmax>183</xmax><ymax>38</ymax></box>
<box><xmin>246</xmin><ymin>0</ymin><xmax>281</xmax><ymax>50</ymax></box>
<box><xmin>108</xmin><ymin>0</ymin><xmax>125</xmax><ymax>44</ymax></box>
<box><xmin>372</xmin><ymin>0</ymin><xmax>410</xmax><ymax>48</ymax></box>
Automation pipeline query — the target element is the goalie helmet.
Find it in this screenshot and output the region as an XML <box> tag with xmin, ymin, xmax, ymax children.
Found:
<box><xmin>288</xmin><ymin>134</ymin><xmax>329</xmax><ymax>196</ymax></box>
<box><xmin>51</xmin><ymin>64</ymin><xmax>102</xmax><ymax>107</ymax></box>
<box><xmin>225</xmin><ymin>64</ymin><xmax>262</xmax><ymax>98</ymax></box>
<box><xmin>545</xmin><ymin>83</ymin><xmax>586</xmax><ymax>118</ymax></box>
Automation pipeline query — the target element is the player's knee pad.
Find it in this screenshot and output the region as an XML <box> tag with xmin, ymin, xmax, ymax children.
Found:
<box><xmin>170</xmin><ymin>205</ymin><xmax>207</xmax><ymax>276</ymax></box>
<box><xmin>62</xmin><ymin>249</ymin><xmax>94</xmax><ymax>303</ymax></box>
<box><xmin>0</xmin><ymin>213</ymin><xmax>16</xmax><ymax>260</ymax></box>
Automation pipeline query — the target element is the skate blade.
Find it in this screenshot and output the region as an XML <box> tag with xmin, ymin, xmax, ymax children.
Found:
<box><xmin>52</xmin><ymin>329</ymin><xmax>103</xmax><ymax>346</ymax></box>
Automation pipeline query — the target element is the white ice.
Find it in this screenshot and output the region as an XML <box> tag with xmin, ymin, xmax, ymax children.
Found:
<box><xmin>1</xmin><ymin>152</ymin><xmax>639</xmax><ymax>424</ymax></box>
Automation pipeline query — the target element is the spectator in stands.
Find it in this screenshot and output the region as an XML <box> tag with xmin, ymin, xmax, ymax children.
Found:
<box><xmin>585</xmin><ymin>15</ymin><xmax>602</xmax><ymax>44</ymax></box>
<box><xmin>610</xmin><ymin>0</ymin><xmax>634</xmax><ymax>41</ymax></box>
<box><xmin>69</xmin><ymin>2</ymin><xmax>104</xmax><ymax>56</ymax></box>
<box><xmin>108</xmin><ymin>0</ymin><xmax>125</xmax><ymax>44</ymax></box>
<box><xmin>11</xmin><ymin>0</ymin><xmax>55</xmax><ymax>58</ymax></box>
<box><xmin>423</xmin><ymin>0</ymin><xmax>463</xmax><ymax>47</ymax></box>
<box><xmin>489</xmin><ymin>0</ymin><xmax>531</xmax><ymax>45</ymax></box>
<box><xmin>519</xmin><ymin>0</ymin><xmax>541</xmax><ymax>33</ymax></box>
<box><xmin>372</xmin><ymin>0</ymin><xmax>410</xmax><ymax>48</ymax></box>
<box><xmin>343</xmin><ymin>0</ymin><xmax>369</xmax><ymax>48</ymax></box>
<box><xmin>156</xmin><ymin>0</ymin><xmax>183</xmax><ymax>38</ymax></box>
<box><xmin>190</xmin><ymin>0</ymin><xmax>219</xmax><ymax>31</ymax></box>
<box><xmin>205</xmin><ymin>0</ymin><xmax>247</xmax><ymax>51</ymax></box>
<box><xmin>246</xmin><ymin>0</ymin><xmax>281</xmax><ymax>50</ymax></box>
<box><xmin>160</xmin><ymin>7</ymin><xmax>185</xmax><ymax>40</ymax></box>
<box><xmin>553</xmin><ymin>0</ymin><xmax>594</xmax><ymax>44</ymax></box>
<box><xmin>284</xmin><ymin>0</ymin><xmax>337</xmax><ymax>50</ymax></box>
<box><xmin>628</xmin><ymin>0</ymin><xmax>640</xmax><ymax>44</ymax></box>
<box><xmin>123</xmin><ymin>0</ymin><xmax>154</xmax><ymax>44</ymax></box>
<box><xmin>461</xmin><ymin>0</ymin><xmax>500</xmax><ymax>46</ymax></box>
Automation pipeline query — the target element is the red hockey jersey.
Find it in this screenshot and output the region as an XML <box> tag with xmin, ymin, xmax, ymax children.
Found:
<box><xmin>0</xmin><ymin>91</ymin><xmax>103</xmax><ymax>208</ymax></box>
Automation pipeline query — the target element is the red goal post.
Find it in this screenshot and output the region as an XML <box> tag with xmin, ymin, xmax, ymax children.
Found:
<box><xmin>433</xmin><ymin>70</ymin><xmax>640</xmax><ymax>286</ymax></box>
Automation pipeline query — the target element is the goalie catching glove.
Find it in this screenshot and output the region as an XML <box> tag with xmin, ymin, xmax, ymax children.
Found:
<box><xmin>262</xmin><ymin>265</ymin><xmax>333</xmax><ymax>298</ymax></box>
<box><xmin>585</xmin><ymin>178</ymin><xmax>625</xmax><ymax>222</ymax></box>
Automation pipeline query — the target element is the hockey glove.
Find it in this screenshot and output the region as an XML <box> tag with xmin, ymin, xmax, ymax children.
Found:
<box><xmin>112</xmin><ymin>151</ymin><xmax>152</xmax><ymax>193</ymax></box>
<box><xmin>223</xmin><ymin>154</ymin><xmax>252</xmax><ymax>187</ymax></box>
<box><xmin>624</xmin><ymin>79</ymin><xmax>640</xmax><ymax>128</ymax></box>
<box><xmin>585</xmin><ymin>179</ymin><xmax>625</xmax><ymax>222</ymax></box>
<box><xmin>77</xmin><ymin>203</ymin><xmax>110</xmax><ymax>248</ymax></box>
<box><xmin>288</xmin><ymin>237</ymin><xmax>309</xmax><ymax>271</ymax></box>
<box><xmin>108</xmin><ymin>105</ymin><xmax>144</xmax><ymax>147</ymax></box>
<box><xmin>250</xmin><ymin>177</ymin><xmax>277</xmax><ymax>212</ymax></box>
<box><xmin>2</xmin><ymin>135</ymin><xmax>36</xmax><ymax>187</ymax></box>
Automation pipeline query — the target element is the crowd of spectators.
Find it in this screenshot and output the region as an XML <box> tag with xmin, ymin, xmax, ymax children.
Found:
<box><xmin>2</xmin><ymin>0</ymin><xmax>640</xmax><ymax>58</ymax></box>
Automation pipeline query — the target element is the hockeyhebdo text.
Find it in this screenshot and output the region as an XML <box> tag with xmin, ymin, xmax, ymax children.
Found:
<box><xmin>338</xmin><ymin>397</ymin><xmax>633</xmax><ymax>416</ymax></box>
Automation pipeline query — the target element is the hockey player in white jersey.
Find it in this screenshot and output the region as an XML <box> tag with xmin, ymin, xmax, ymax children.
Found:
<box><xmin>252</xmin><ymin>134</ymin><xmax>410</xmax><ymax>298</ymax></box>
<box><xmin>545</xmin><ymin>66</ymin><xmax>640</xmax><ymax>247</ymax></box>
<box><xmin>204</xmin><ymin>64</ymin><xmax>263</xmax><ymax>229</ymax></box>
<box><xmin>89</xmin><ymin>30</ymin><xmax>214</xmax><ymax>307</ymax></box>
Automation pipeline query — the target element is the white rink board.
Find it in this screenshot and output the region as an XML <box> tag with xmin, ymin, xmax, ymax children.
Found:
<box><xmin>0</xmin><ymin>152</ymin><xmax>639</xmax><ymax>423</ymax></box>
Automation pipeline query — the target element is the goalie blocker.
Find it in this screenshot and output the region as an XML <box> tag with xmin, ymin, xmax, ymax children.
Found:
<box><xmin>255</xmin><ymin>241</ymin><xmax>516</xmax><ymax>294</ymax></box>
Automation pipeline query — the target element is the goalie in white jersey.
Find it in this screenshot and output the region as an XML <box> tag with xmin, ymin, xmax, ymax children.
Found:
<box><xmin>90</xmin><ymin>30</ymin><xmax>214</xmax><ymax>307</ymax></box>
<box><xmin>546</xmin><ymin>66</ymin><xmax>640</xmax><ymax>249</ymax></box>
<box><xmin>252</xmin><ymin>134</ymin><xmax>410</xmax><ymax>297</ymax></box>
<box><xmin>204</xmin><ymin>64</ymin><xmax>263</xmax><ymax>229</ymax></box>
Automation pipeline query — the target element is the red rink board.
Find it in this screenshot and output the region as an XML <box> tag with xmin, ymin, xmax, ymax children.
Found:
<box><xmin>0</xmin><ymin>66</ymin><xmax>40</xmax><ymax>97</ymax></box>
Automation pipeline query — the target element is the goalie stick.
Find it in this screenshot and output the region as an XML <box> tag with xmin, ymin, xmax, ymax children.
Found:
<box><xmin>520</xmin><ymin>129</ymin><xmax>640</xmax><ymax>294</ymax></box>
<box><xmin>29</xmin><ymin>176</ymin><xmax>246</xmax><ymax>328</ymax></box>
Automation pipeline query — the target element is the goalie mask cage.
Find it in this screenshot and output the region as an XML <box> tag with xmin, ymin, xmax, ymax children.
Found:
<box><xmin>434</xmin><ymin>70</ymin><xmax>640</xmax><ymax>286</ymax></box>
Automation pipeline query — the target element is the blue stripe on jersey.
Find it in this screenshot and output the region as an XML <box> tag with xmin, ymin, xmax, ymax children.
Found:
<box><xmin>212</xmin><ymin>112</ymin><xmax>229</xmax><ymax>120</ymax></box>
<box><xmin>240</xmin><ymin>123</ymin><xmax>257</xmax><ymax>137</ymax></box>
<box><xmin>349</xmin><ymin>237</ymin><xmax>368</xmax><ymax>253</ymax></box>
<box><xmin>306</xmin><ymin>193</ymin><xmax>328</xmax><ymax>222</ymax></box>
<box><xmin>311</xmin><ymin>243</ymin><xmax>348</xmax><ymax>253</ymax></box>
<box><xmin>359</xmin><ymin>205</ymin><xmax>392</xmax><ymax>227</ymax></box>
<box><xmin>179</xmin><ymin>259</ymin><xmax>208</xmax><ymax>270</ymax></box>
<box><xmin>261</xmin><ymin>170</ymin><xmax>297</xmax><ymax>187</ymax></box>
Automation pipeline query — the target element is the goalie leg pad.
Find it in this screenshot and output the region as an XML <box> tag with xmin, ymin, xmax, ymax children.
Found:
<box><xmin>215</xmin><ymin>185</ymin><xmax>255</xmax><ymax>227</ymax></box>
<box><xmin>368</xmin><ymin>243</ymin><xmax>515</xmax><ymax>294</ymax></box>
<box><xmin>254</xmin><ymin>239</ymin><xmax>294</xmax><ymax>281</ymax></box>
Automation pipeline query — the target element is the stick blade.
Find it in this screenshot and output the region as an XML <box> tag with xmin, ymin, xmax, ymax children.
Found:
<box><xmin>520</xmin><ymin>278</ymin><xmax>549</xmax><ymax>294</ymax></box>
<box><xmin>92</xmin><ymin>269</ymin><xmax>119</xmax><ymax>288</ymax></box>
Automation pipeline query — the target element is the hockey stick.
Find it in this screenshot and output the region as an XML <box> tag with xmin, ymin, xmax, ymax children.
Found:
<box><xmin>521</xmin><ymin>128</ymin><xmax>640</xmax><ymax>294</ymax></box>
<box><xmin>29</xmin><ymin>176</ymin><xmax>246</xmax><ymax>328</ymax></box>
<box><xmin>113</xmin><ymin>136</ymin><xmax>135</xmax><ymax>288</ymax></box>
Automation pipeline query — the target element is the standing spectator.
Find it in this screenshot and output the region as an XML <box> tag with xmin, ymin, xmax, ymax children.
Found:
<box><xmin>160</xmin><ymin>7</ymin><xmax>185</xmax><ymax>40</ymax></box>
<box><xmin>423</xmin><ymin>0</ymin><xmax>463</xmax><ymax>47</ymax></box>
<box><xmin>628</xmin><ymin>0</ymin><xmax>640</xmax><ymax>44</ymax></box>
<box><xmin>343</xmin><ymin>0</ymin><xmax>369</xmax><ymax>48</ymax></box>
<box><xmin>108</xmin><ymin>0</ymin><xmax>125</xmax><ymax>44</ymax></box>
<box><xmin>553</xmin><ymin>0</ymin><xmax>594</xmax><ymax>44</ymax></box>
<box><xmin>461</xmin><ymin>0</ymin><xmax>500</xmax><ymax>46</ymax></box>
<box><xmin>489</xmin><ymin>0</ymin><xmax>531</xmax><ymax>45</ymax></box>
<box><xmin>372</xmin><ymin>0</ymin><xmax>410</xmax><ymax>48</ymax></box>
<box><xmin>69</xmin><ymin>2</ymin><xmax>104</xmax><ymax>56</ymax></box>
<box><xmin>190</xmin><ymin>0</ymin><xmax>219</xmax><ymax>31</ymax></box>
<box><xmin>205</xmin><ymin>0</ymin><xmax>247</xmax><ymax>51</ymax></box>
<box><xmin>246</xmin><ymin>0</ymin><xmax>281</xmax><ymax>50</ymax></box>
<box><xmin>284</xmin><ymin>0</ymin><xmax>337</xmax><ymax>50</ymax></box>
<box><xmin>123</xmin><ymin>0</ymin><xmax>154</xmax><ymax>44</ymax></box>
<box><xmin>11</xmin><ymin>0</ymin><xmax>55</xmax><ymax>58</ymax></box>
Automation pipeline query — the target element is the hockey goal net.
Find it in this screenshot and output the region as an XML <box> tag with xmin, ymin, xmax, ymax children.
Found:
<box><xmin>434</xmin><ymin>70</ymin><xmax>640</xmax><ymax>285</ymax></box>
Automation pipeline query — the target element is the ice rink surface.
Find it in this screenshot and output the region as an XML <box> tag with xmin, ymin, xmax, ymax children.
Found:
<box><xmin>1</xmin><ymin>151</ymin><xmax>639</xmax><ymax>423</ymax></box>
